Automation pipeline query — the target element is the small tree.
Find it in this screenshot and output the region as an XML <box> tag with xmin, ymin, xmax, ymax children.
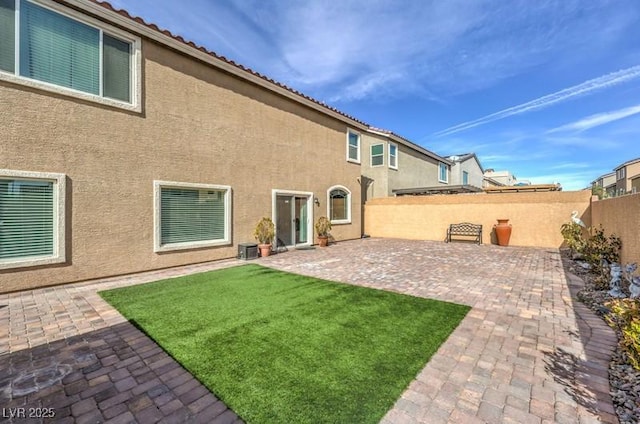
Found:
<box><xmin>254</xmin><ymin>217</ymin><xmax>275</xmax><ymax>245</ymax></box>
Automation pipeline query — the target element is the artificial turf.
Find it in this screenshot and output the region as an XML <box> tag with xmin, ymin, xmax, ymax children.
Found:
<box><xmin>99</xmin><ymin>264</ymin><xmax>469</xmax><ymax>423</ymax></box>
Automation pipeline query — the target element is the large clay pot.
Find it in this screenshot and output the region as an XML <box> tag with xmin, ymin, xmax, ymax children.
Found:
<box><xmin>258</xmin><ymin>243</ymin><xmax>272</xmax><ymax>257</ymax></box>
<box><xmin>317</xmin><ymin>236</ymin><xmax>329</xmax><ymax>247</ymax></box>
<box><xmin>494</xmin><ymin>219</ymin><xmax>512</xmax><ymax>246</ymax></box>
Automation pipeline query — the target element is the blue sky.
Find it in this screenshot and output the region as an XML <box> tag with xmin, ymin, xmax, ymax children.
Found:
<box><xmin>108</xmin><ymin>0</ymin><xmax>640</xmax><ymax>190</ymax></box>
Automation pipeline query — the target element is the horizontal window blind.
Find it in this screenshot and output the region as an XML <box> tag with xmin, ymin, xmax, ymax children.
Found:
<box><xmin>0</xmin><ymin>179</ymin><xmax>54</xmax><ymax>260</ymax></box>
<box><xmin>103</xmin><ymin>34</ymin><xmax>131</xmax><ymax>102</ymax></box>
<box><xmin>0</xmin><ymin>0</ymin><xmax>15</xmax><ymax>73</ymax></box>
<box><xmin>20</xmin><ymin>0</ymin><xmax>100</xmax><ymax>94</ymax></box>
<box><xmin>160</xmin><ymin>188</ymin><xmax>226</xmax><ymax>245</ymax></box>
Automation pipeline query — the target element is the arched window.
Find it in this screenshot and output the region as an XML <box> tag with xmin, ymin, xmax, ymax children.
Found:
<box><xmin>327</xmin><ymin>186</ymin><xmax>351</xmax><ymax>224</ymax></box>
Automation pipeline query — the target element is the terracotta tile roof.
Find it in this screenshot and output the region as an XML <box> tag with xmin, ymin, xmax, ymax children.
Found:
<box><xmin>78</xmin><ymin>0</ymin><xmax>368</xmax><ymax>127</ymax></box>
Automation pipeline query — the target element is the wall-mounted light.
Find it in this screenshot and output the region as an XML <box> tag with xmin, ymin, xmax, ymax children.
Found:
<box><xmin>314</xmin><ymin>197</ymin><xmax>320</xmax><ymax>206</ymax></box>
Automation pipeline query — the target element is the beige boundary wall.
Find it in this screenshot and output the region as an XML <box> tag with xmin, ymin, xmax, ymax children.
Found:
<box><xmin>591</xmin><ymin>193</ymin><xmax>640</xmax><ymax>265</ymax></box>
<box><xmin>365</xmin><ymin>191</ymin><xmax>592</xmax><ymax>248</ymax></box>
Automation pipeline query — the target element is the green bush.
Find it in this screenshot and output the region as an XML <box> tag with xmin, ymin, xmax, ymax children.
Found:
<box><xmin>583</xmin><ymin>226</ymin><xmax>622</xmax><ymax>272</ymax></box>
<box><xmin>605</xmin><ymin>299</ymin><xmax>640</xmax><ymax>370</ymax></box>
<box><xmin>560</xmin><ymin>222</ymin><xmax>585</xmax><ymax>253</ymax></box>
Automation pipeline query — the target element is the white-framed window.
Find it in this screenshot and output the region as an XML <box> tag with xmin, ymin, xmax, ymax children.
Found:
<box><xmin>346</xmin><ymin>130</ymin><xmax>360</xmax><ymax>163</ymax></box>
<box><xmin>438</xmin><ymin>162</ymin><xmax>449</xmax><ymax>183</ymax></box>
<box><xmin>0</xmin><ymin>169</ymin><xmax>66</xmax><ymax>270</ymax></box>
<box><xmin>462</xmin><ymin>171</ymin><xmax>469</xmax><ymax>185</ymax></box>
<box><xmin>388</xmin><ymin>143</ymin><xmax>398</xmax><ymax>169</ymax></box>
<box><xmin>327</xmin><ymin>185</ymin><xmax>351</xmax><ymax>225</ymax></box>
<box><xmin>617</xmin><ymin>168</ymin><xmax>626</xmax><ymax>180</ymax></box>
<box><xmin>371</xmin><ymin>143</ymin><xmax>384</xmax><ymax>167</ymax></box>
<box><xmin>154</xmin><ymin>181</ymin><xmax>231</xmax><ymax>252</ymax></box>
<box><xmin>0</xmin><ymin>0</ymin><xmax>141</xmax><ymax>111</ymax></box>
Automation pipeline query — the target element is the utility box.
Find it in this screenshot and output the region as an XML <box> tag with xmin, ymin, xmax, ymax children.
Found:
<box><xmin>238</xmin><ymin>243</ymin><xmax>258</xmax><ymax>260</ymax></box>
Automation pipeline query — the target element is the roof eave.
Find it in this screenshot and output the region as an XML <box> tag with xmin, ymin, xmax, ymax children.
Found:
<box><xmin>58</xmin><ymin>0</ymin><xmax>369</xmax><ymax>130</ymax></box>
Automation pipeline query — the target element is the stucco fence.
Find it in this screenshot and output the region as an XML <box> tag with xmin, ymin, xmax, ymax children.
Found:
<box><xmin>365</xmin><ymin>191</ymin><xmax>640</xmax><ymax>264</ymax></box>
<box><xmin>592</xmin><ymin>193</ymin><xmax>640</xmax><ymax>265</ymax></box>
<box><xmin>365</xmin><ymin>191</ymin><xmax>590</xmax><ymax>248</ymax></box>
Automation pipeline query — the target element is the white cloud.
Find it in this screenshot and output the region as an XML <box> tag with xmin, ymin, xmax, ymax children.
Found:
<box><xmin>547</xmin><ymin>104</ymin><xmax>640</xmax><ymax>133</ymax></box>
<box><xmin>432</xmin><ymin>66</ymin><xmax>640</xmax><ymax>137</ymax></box>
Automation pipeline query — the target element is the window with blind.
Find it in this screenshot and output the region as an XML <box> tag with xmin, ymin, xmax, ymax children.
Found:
<box><xmin>0</xmin><ymin>170</ymin><xmax>66</xmax><ymax>270</ymax></box>
<box><xmin>154</xmin><ymin>181</ymin><xmax>231</xmax><ymax>252</ymax></box>
<box><xmin>328</xmin><ymin>186</ymin><xmax>351</xmax><ymax>224</ymax></box>
<box><xmin>0</xmin><ymin>0</ymin><xmax>135</xmax><ymax>104</ymax></box>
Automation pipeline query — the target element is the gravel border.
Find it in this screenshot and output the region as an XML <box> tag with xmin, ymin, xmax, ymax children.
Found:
<box><xmin>561</xmin><ymin>250</ymin><xmax>640</xmax><ymax>424</ymax></box>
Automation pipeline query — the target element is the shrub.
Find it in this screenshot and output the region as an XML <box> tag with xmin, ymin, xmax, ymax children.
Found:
<box><xmin>254</xmin><ymin>217</ymin><xmax>275</xmax><ymax>245</ymax></box>
<box><xmin>605</xmin><ymin>299</ymin><xmax>640</xmax><ymax>370</ymax></box>
<box><xmin>582</xmin><ymin>226</ymin><xmax>622</xmax><ymax>273</ymax></box>
<box><xmin>560</xmin><ymin>222</ymin><xmax>585</xmax><ymax>253</ymax></box>
<box><xmin>315</xmin><ymin>216</ymin><xmax>332</xmax><ymax>237</ymax></box>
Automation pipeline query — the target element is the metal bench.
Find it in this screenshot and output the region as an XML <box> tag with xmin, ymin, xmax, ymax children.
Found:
<box><xmin>446</xmin><ymin>222</ymin><xmax>482</xmax><ymax>245</ymax></box>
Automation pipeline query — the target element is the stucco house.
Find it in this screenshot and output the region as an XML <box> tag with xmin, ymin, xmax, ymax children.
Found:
<box><xmin>613</xmin><ymin>158</ymin><xmax>640</xmax><ymax>196</ymax></box>
<box><xmin>446</xmin><ymin>153</ymin><xmax>484</xmax><ymax>189</ymax></box>
<box><xmin>0</xmin><ymin>0</ymin><xmax>371</xmax><ymax>292</ymax></box>
<box><xmin>591</xmin><ymin>172</ymin><xmax>616</xmax><ymax>198</ymax></box>
<box><xmin>359</xmin><ymin>128</ymin><xmax>452</xmax><ymax>199</ymax></box>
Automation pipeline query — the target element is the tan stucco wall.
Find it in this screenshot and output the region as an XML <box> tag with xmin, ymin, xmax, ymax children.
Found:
<box><xmin>360</xmin><ymin>133</ymin><xmax>444</xmax><ymax>199</ymax></box>
<box><xmin>388</xmin><ymin>147</ymin><xmax>443</xmax><ymax>193</ymax></box>
<box><xmin>365</xmin><ymin>191</ymin><xmax>592</xmax><ymax>248</ymax></box>
<box><xmin>591</xmin><ymin>193</ymin><xmax>640</xmax><ymax>265</ymax></box>
<box><xmin>0</xmin><ymin>39</ymin><xmax>361</xmax><ymax>292</ymax></box>
<box><xmin>360</xmin><ymin>133</ymin><xmax>390</xmax><ymax>199</ymax></box>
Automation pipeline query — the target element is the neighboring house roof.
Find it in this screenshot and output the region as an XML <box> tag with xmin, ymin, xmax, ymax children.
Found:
<box><xmin>446</xmin><ymin>153</ymin><xmax>484</xmax><ymax>173</ymax></box>
<box><xmin>614</xmin><ymin>157</ymin><xmax>640</xmax><ymax>171</ymax></box>
<box><xmin>368</xmin><ymin>127</ymin><xmax>452</xmax><ymax>164</ymax></box>
<box><xmin>483</xmin><ymin>176</ymin><xmax>505</xmax><ymax>187</ymax></box>
<box><xmin>484</xmin><ymin>184</ymin><xmax>562</xmax><ymax>193</ymax></box>
<box><xmin>393</xmin><ymin>185</ymin><xmax>483</xmax><ymax>196</ymax></box>
<box><xmin>591</xmin><ymin>172</ymin><xmax>615</xmax><ymax>185</ymax></box>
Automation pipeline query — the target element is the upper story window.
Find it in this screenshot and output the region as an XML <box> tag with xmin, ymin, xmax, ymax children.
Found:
<box><xmin>388</xmin><ymin>143</ymin><xmax>398</xmax><ymax>169</ymax></box>
<box><xmin>371</xmin><ymin>144</ymin><xmax>384</xmax><ymax>167</ymax></box>
<box><xmin>617</xmin><ymin>168</ymin><xmax>626</xmax><ymax>180</ymax></box>
<box><xmin>327</xmin><ymin>186</ymin><xmax>351</xmax><ymax>225</ymax></box>
<box><xmin>346</xmin><ymin>130</ymin><xmax>360</xmax><ymax>163</ymax></box>
<box><xmin>462</xmin><ymin>171</ymin><xmax>469</xmax><ymax>185</ymax></box>
<box><xmin>438</xmin><ymin>162</ymin><xmax>449</xmax><ymax>183</ymax></box>
<box><xmin>0</xmin><ymin>0</ymin><xmax>140</xmax><ymax>110</ymax></box>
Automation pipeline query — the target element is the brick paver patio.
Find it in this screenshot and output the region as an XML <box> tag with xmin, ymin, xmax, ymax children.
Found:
<box><xmin>0</xmin><ymin>238</ymin><xmax>618</xmax><ymax>423</ymax></box>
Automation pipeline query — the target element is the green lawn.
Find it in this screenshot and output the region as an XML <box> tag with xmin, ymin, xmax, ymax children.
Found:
<box><xmin>99</xmin><ymin>264</ymin><xmax>469</xmax><ymax>423</ymax></box>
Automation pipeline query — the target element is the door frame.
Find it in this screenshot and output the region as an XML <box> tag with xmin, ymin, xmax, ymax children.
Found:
<box><xmin>271</xmin><ymin>189</ymin><xmax>313</xmax><ymax>248</ymax></box>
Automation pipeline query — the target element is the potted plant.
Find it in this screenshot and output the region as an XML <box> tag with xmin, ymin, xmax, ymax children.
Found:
<box><xmin>254</xmin><ymin>217</ymin><xmax>275</xmax><ymax>257</ymax></box>
<box><xmin>315</xmin><ymin>216</ymin><xmax>332</xmax><ymax>247</ymax></box>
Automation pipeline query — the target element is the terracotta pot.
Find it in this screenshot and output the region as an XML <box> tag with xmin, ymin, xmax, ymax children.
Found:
<box><xmin>494</xmin><ymin>219</ymin><xmax>512</xmax><ymax>246</ymax></box>
<box><xmin>258</xmin><ymin>243</ymin><xmax>272</xmax><ymax>257</ymax></box>
<box><xmin>317</xmin><ymin>236</ymin><xmax>329</xmax><ymax>247</ymax></box>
